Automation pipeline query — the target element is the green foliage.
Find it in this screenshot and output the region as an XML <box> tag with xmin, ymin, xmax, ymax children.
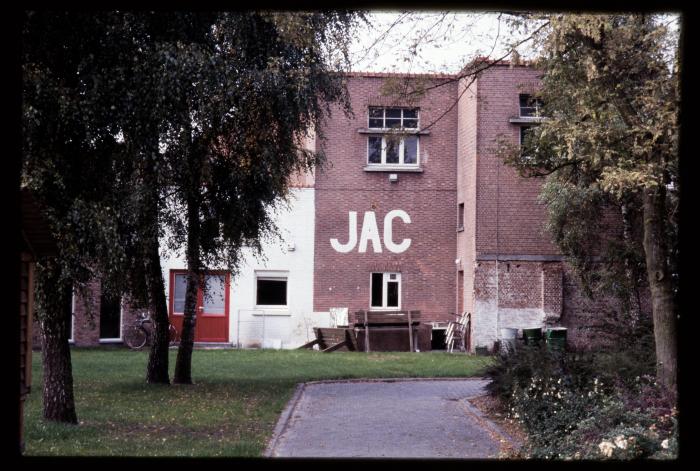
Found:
<box><xmin>499</xmin><ymin>16</ymin><xmax>680</xmax><ymax>387</ymax></box>
<box><xmin>22</xmin><ymin>10</ymin><xmax>366</xmax><ymax>300</ymax></box>
<box><xmin>486</xmin><ymin>346</ymin><xmax>677</xmax><ymax>459</ymax></box>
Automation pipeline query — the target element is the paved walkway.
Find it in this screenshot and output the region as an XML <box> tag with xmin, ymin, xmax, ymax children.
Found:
<box><xmin>265</xmin><ymin>378</ymin><xmax>514</xmax><ymax>459</ymax></box>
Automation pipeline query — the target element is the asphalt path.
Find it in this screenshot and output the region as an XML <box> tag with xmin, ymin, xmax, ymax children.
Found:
<box><xmin>265</xmin><ymin>378</ymin><xmax>515</xmax><ymax>459</ymax></box>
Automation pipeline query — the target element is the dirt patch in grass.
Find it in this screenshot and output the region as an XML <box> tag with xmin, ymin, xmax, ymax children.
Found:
<box><xmin>469</xmin><ymin>394</ymin><xmax>528</xmax><ymax>458</ymax></box>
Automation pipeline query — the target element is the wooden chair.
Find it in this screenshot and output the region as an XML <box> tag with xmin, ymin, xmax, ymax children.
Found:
<box><xmin>446</xmin><ymin>312</ymin><xmax>470</xmax><ymax>353</ymax></box>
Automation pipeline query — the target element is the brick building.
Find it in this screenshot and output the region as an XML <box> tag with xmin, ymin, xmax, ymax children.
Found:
<box><xmin>35</xmin><ymin>63</ymin><xmax>625</xmax><ymax>352</ymax></box>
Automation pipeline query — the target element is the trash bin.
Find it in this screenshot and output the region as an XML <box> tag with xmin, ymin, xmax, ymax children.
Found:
<box><xmin>545</xmin><ymin>327</ymin><xmax>567</xmax><ymax>351</ymax></box>
<box><xmin>499</xmin><ymin>328</ymin><xmax>518</xmax><ymax>354</ymax></box>
<box><xmin>523</xmin><ymin>327</ymin><xmax>543</xmax><ymax>346</ymax></box>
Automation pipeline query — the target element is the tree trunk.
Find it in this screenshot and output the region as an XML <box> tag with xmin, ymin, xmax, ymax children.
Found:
<box><xmin>36</xmin><ymin>260</ymin><xmax>78</xmax><ymax>424</ymax></box>
<box><xmin>145</xmin><ymin>239</ymin><xmax>171</xmax><ymax>384</ymax></box>
<box><xmin>642</xmin><ymin>185</ymin><xmax>677</xmax><ymax>393</ymax></box>
<box><xmin>173</xmin><ymin>195</ymin><xmax>201</xmax><ymax>384</ymax></box>
<box><xmin>142</xmin><ymin>145</ymin><xmax>170</xmax><ymax>384</ymax></box>
<box><xmin>174</xmin><ymin>128</ymin><xmax>202</xmax><ymax>385</ymax></box>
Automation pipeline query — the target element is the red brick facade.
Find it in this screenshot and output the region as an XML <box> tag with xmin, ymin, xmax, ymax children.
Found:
<box><xmin>313</xmin><ymin>75</ymin><xmax>459</xmax><ymax>324</ymax></box>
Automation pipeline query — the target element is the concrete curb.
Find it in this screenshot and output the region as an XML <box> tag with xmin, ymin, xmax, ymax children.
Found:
<box><xmin>263</xmin><ymin>377</ymin><xmax>492</xmax><ymax>458</ymax></box>
<box><xmin>263</xmin><ymin>382</ymin><xmax>307</xmax><ymax>458</ymax></box>
<box><xmin>459</xmin><ymin>398</ymin><xmax>523</xmax><ymax>454</ymax></box>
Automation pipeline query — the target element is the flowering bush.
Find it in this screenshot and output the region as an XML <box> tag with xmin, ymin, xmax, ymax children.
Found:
<box><xmin>487</xmin><ymin>347</ymin><xmax>678</xmax><ymax>460</ymax></box>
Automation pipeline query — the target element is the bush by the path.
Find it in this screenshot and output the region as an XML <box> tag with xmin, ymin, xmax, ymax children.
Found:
<box><xmin>485</xmin><ymin>346</ymin><xmax>677</xmax><ymax>460</ymax></box>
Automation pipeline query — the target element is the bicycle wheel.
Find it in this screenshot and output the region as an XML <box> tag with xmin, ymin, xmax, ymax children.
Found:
<box><xmin>124</xmin><ymin>326</ymin><xmax>148</xmax><ymax>350</ymax></box>
<box><xmin>168</xmin><ymin>324</ymin><xmax>179</xmax><ymax>346</ymax></box>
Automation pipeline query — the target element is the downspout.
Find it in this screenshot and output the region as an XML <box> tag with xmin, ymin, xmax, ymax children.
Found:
<box><xmin>495</xmin><ymin>130</ymin><xmax>501</xmax><ymax>352</ymax></box>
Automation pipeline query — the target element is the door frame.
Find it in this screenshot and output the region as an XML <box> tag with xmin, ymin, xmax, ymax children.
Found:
<box><xmin>169</xmin><ymin>269</ymin><xmax>231</xmax><ymax>342</ymax></box>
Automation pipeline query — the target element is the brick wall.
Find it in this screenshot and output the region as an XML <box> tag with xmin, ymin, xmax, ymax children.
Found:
<box><xmin>471</xmin><ymin>260</ymin><xmax>563</xmax><ymax>350</ymax></box>
<box><xmin>32</xmin><ymin>281</ymin><xmax>143</xmax><ymax>349</ymax></box>
<box><xmin>473</xmin><ymin>65</ymin><xmax>558</xmax><ymax>257</ymax></box>
<box><xmin>456</xmin><ymin>75</ymin><xmax>479</xmax><ymax>319</ymax></box>
<box><xmin>313</xmin><ymin>75</ymin><xmax>459</xmax><ymax>323</ymax></box>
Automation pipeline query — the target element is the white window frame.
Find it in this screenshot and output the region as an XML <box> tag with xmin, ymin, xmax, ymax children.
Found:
<box><xmin>69</xmin><ymin>292</ymin><xmax>75</xmax><ymax>344</ymax></box>
<box><xmin>370</xmin><ymin>272</ymin><xmax>402</xmax><ymax>311</ymax></box>
<box><xmin>366</xmin><ymin>135</ymin><xmax>420</xmax><ymax>167</ymax></box>
<box><xmin>368</xmin><ymin>107</ymin><xmax>419</xmax><ymax>130</ymax></box>
<box><xmin>99</xmin><ymin>296</ymin><xmax>124</xmax><ymax>343</ymax></box>
<box><xmin>172</xmin><ymin>272</ymin><xmax>188</xmax><ymax>316</ymax></box>
<box><xmin>254</xmin><ymin>270</ymin><xmax>289</xmax><ymax>309</ymax></box>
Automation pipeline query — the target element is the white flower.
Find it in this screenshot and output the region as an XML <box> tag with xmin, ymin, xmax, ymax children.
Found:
<box><xmin>614</xmin><ymin>435</ymin><xmax>628</xmax><ymax>449</ymax></box>
<box><xmin>661</xmin><ymin>439</ymin><xmax>669</xmax><ymax>449</ymax></box>
<box><xmin>599</xmin><ymin>441</ymin><xmax>615</xmax><ymax>457</ymax></box>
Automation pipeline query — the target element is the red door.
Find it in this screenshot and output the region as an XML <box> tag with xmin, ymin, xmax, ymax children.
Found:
<box><xmin>169</xmin><ymin>270</ymin><xmax>230</xmax><ymax>343</ymax></box>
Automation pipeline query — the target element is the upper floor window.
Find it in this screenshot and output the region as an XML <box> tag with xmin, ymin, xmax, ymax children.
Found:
<box><xmin>368</xmin><ymin>107</ymin><xmax>419</xmax><ymax>129</ymax></box>
<box><xmin>366</xmin><ymin>107</ymin><xmax>420</xmax><ymax>168</ymax></box>
<box><xmin>367</xmin><ymin>135</ymin><xmax>419</xmax><ymax>166</ymax></box>
<box><xmin>519</xmin><ymin>94</ymin><xmax>544</xmax><ymax>117</ymax></box>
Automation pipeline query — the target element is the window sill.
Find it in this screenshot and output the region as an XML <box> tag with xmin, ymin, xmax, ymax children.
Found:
<box><xmin>509</xmin><ymin>116</ymin><xmax>546</xmax><ymax>124</ymax></box>
<box><xmin>363</xmin><ymin>165</ymin><xmax>423</xmax><ymax>173</ymax></box>
<box><xmin>252</xmin><ymin>310</ymin><xmax>291</xmax><ymax>316</ymax></box>
<box><xmin>457</xmin><ymin>226</ymin><xmax>464</xmax><ymax>232</ymax></box>
<box><xmin>99</xmin><ymin>338</ymin><xmax>122</xmax><ymax>344</ymax></box>
<box><xmin>358</xmin><ymin>128</ymin><xmax>430</xmax><ymax>135</ymax></box>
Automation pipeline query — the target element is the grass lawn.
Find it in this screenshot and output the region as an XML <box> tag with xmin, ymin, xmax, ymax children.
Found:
<box><xmin>24</xmin><ymin>347</ymin><xmax>493</xmax><ymax>457</ymax></box>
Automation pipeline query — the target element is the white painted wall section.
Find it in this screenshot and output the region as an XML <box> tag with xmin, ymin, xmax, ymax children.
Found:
<box><xmin>161</xmin><ymin>188</ymin><xmax>325</xmax><ymax>348</ymax></box>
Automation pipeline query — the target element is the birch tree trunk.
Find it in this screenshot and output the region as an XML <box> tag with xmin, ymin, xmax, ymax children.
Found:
<box><xmin>143</xmin><ymin>144</ymin><xmax>171</xmax><ymax>384</ymax></box>
<box><xmin>173</xmin><ymin>194</ymin><xmax>201</xmax><ymax>384</ymax></box>
<box><xmin>145</xmin><ymin>239</ymin><xmax>171</xmax><ymax>384</ymax></box>
<box><xmin>173</xmin><ymin>125</ymin><xmax>202</xmax><ymax>385</ymax></box>
<box><xmin>36</xmin><ymin>260</ymin><xmax>78</xmax><ymax>423</ymax></box>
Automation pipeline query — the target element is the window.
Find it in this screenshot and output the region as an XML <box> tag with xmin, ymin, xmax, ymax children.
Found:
<box><xmin>367</xmin><ymin>135</ymin><xmax>419</xmax><ymax>166</ymax></box>
<box><xmin>520</xmin><ymin>125</ymin><xmax>534</xmax><ymax>146</ymax></box>
<box><xmin>172</xmin><ymin>272</ymin><xmax>228</xmax><ymax>316</ymax></box>
<box><xmin>68</xmin><ymin>291</ymin><xmax>75</xmax><ymax>343</ymax></box>
<box><xmin>370</xmin><ymin>272</ymin><xmax>401</xmax><ymax>310</ymax></box>
<box><xmin>203</xmin><ymin>275</ymin><xmax>226</xmax><ymax>315</ymax></box>
<box><xmin>457</xmin><ymin>203</ymin><xmax>464</xmax><ymax>231</ymax></box>
<box><xmin>367</xmin><ymin>107</ymin><xmax>420</xmax><ymax>167</ymax></box>
<box><xmin>99</xmin><ymin>291</ymin><xmax>122</xmax><ymax>340</ymax></box>
<box><xmin>173</xmin><ymin>273</ymin><xmax>187</xmax><ymax>314</ymax></box>
<box><xmin>368</xmin><ymin>107</ymin><xmax>418</xmax><ymax>129</ymax></box>
<box><xmin>256</xmin><ymin>274</ymin><xmax>288</xmax><ymax>307</ymax></box>
<box><xmin>519</xmin><ymin>94</ymin><xmax>544</xmax><ymax>117</ymax></box>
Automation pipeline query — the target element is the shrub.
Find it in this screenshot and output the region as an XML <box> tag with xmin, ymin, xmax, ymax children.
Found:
<box><xmin>485</xmin><ymin>346</ymin><xmax>677</xmax><ymax>460</ymax></box>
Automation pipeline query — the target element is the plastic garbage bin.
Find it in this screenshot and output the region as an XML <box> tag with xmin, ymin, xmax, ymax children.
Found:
<box><xmin>523</xmin><ymin>327</ymin><xmax>543</xmax><ymax>346</ymax></box>
<box><xmin>545</xmin><ymin>327</ymin><xmax>567</xmax><ymax>351</ymax></box>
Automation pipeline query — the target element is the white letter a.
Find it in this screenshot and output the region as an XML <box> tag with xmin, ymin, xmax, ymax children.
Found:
<box><xmin>358</xmin><ymin>211</ymin><xmax>382</xmax><ymax>253</ymax></box>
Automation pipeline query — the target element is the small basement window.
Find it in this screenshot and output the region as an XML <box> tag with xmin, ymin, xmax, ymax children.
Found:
<box><xmin>370</xmin><ymin>272</ymin><xmax>401</xmax><ymax>310</ymax></box>
<box><xmin>256</xmin><ymin>276</ymin><xmax>288</xmax><ymax>307</ymax></box>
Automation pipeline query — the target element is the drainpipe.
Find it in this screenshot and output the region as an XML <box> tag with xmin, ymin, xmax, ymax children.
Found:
<box><xmin>495</xmin><ymin>135</ymin><xmax>501</xmax><ymax>352</ymax></box>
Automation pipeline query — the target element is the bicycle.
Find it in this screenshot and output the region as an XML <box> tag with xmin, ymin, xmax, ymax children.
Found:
<box><xmin>124</xmin><ymin>311</ymin><xmax>179</xmax><ymax>350</ymax></box>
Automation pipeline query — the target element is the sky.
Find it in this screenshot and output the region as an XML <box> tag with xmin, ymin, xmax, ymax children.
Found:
<box><xmin>347</xmin><ymin>11</ymin><xmax>519</xmax><ymax>74</ymax></box>
<box><xmin>347</xmin><ymin>11</ymin><xmax>681</xmax><ymax>74</ymax></box>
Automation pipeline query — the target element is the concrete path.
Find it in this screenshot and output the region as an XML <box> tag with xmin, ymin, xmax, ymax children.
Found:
<box><xmin>265</xmin><ymin>378</ymin><xmax>514</xmax><ymax>459</ymax></box>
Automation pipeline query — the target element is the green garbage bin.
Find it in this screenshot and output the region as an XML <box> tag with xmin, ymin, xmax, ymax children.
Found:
<box><xmin>523</xmin><ymin>328</ymin><xmax>543</xmax><ymax>346</ymax></box>
<box><xmin>545</xmin><ymin>327</ymin><xmax>567</xmax><ymax>351</ymax></box>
